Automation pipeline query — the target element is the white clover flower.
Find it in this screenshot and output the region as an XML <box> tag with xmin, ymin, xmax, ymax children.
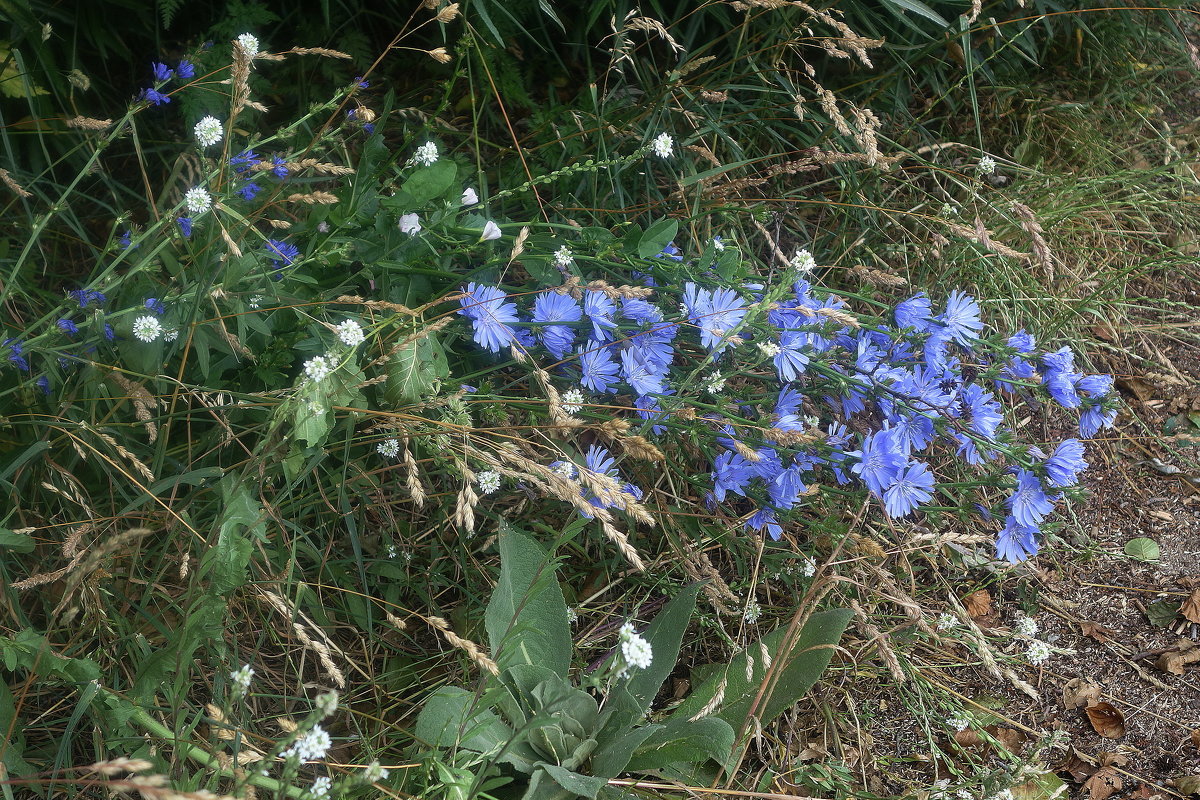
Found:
<box><xmin>285</xmin><ymin>725</ymin><xmax>332</xmax><ymax>762</ymax></box>
<box><xmin>377</xmin><ymin>438</ymin><xmax>400</xmax><ymax>458</ymax></box>
<box><xmin>398</xmin><ymin>213</ymin><xmax>421</xmax><ymax>235</ymax></box>
<box><xmin>977</xmin><ymin>155</ymin><xmax>997</xmax><ymax>175</ymax></box>
<box><xmin>650</xmin><ymin>132</ymin><xmax>673</xmax><ymax>158</ymax></box>
<box><xmin>940</xmin><ymin>201</ymin><xmax>960</xmax><ymax>218</ymax></box>
<box><xmin>184</xmin><ymin>187</ymin><xmax>212</xmax><ymax>216</ymax></box>
<box><xmin>743</xmin><ymin>599</ymin><xmax>762</xmax><ymax>624</ymax></box>
<box><xmin>619</xmin><ymin>623</ymin><xmax>653</xmax><ymax>672</ymax></box>
<box><xmin>936</xmin><ymin>612</ymin><xmax>959</xmax><ymax>631</ymax></box>
<box><xmin>315</xmin><ymin>690</ymin><xmax>339</xmax><ymax>718</ymax></box>
<box><xmin>249</xmin><ymin>294</ymin><xmax>263</xmax><ymax>310</ymax></box>
<box><xmin>476</xmin><ymin>470</ymin><xmax>501</xmax><ymax>494</ymax></box>
<box><xmin>1025</xmin><ymin>640</ymin><xmax>1051</xmax><ymax>665</ymax></box>
<box><xmin>481</xmin><ymin>220</ymin><xmax>502</xmax><ymax>241</ymax></box>
<box><xmin>550</xmin><ymin>460</ymin><xmax>577</xmax><ymax>480</ymax></box>
<box><xmin>1013</xmin><ymin>615</ymin><xmax>1039</xmax><ymax>637</ymax></box>
<box><xmin>334</xmin><ymin>319</ymin><xmax>365</xmax><ymax>347</ymax></box>
<box><xmin>461</xmin><ymin>187</ymin><xmax>479</xmax><ymax>206</ymax></box>
<box><xmin>561</xmin><ymin>387</ymin><xmax>585</xmax><ymax>415</ymax></box>
<box><xmin>945</xmin><ymin>710</ymin><xmax>971</xmax><ymax>731</ymax></box>
<box><xmin>411</xmin><ymin>141</ymin><xmax>439</xmax><ymax>167</ymax></box>
<box><xmin>310</xmin><ymin>776</ymin><xmax>331</xmax><ymax>798</ymax></box>
<box><xmin>361</xmin><ymin>761</ymin><xmax>389</xmax><ymax>783</ymax></box>
<box><xmin>236</xmin><ymin>33</ymin><xmax>260</xmax><ymax>56</ymax></box>
<box><xmin>194</xmin><ymin>115</ymin><xmax>223</xmax><ymax>147</ymax></box>
<box><xmin>703</xmin><ymin>372</ymin><xmax>726</xmax><ymax>394</ymax></box>
<box><xmin>756</xmin><ymin>340</ymin><xmax>781</xmax><ymax>358</ymax></box>
<box><xmin>789</xmin><ymin>248</ymin><xmax>816</xmax><ymax>274</ymax></box>
<box><xmin>552</xmin><ymin>245</ymin><xmax>574</xmax><ymax>269</ymax></box>
<box><xmin>304</xmin><ymin>355</ymin><xmax>332</xmax><ymax>382</ymax></box>
<box><xmin>229</xmin><ymin>664</ymin><xmax>255</xmax><ymax>696</ymax></box>
<box><xmin>132</xmin><ymin>315</ymin><xmax>163</xmax><ymax>343</ymax></box>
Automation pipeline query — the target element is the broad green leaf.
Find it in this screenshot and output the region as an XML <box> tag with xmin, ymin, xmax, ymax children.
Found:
<box><xmin>589</xmin><ymin>722</ymin><xmax>660</xmax><ymax>778</ymax></box>
<box><xmin>625</xmin><ymin>717</ymin><xmax>735</xmax><ymax>772</ymax></box>
<box><xmin>416</xmin><ymin>687</ymin><xmax>540</xmax><ymax>771</ymax></box>
<box><xmin>1124</xmin><ymin>537</ymin><xmax>1160</xmax><ymax>562</ymax></box>
<box><xmin>1146</xmin><ymin>598</ymin><xmax>1181</xmax><ymax>628</ymax></box>
<box><xmin>628</xmin><ymin>583</ymin><xmax>700</xmax><ymax>713</ymax></box>
<box><xmin>637</xmin><ymin>218</ymin><xmax>679</xmax><ymax>259</ymax></box>
<box><xmin>537</xmin><ymin>763</ymin><xmax>606</xmax><ymax>800</ymax></box>
<box><xmin>879</xmin><ymin>0</ymin><xmax>949</xmax><ymax>27</ymax></box>
<box><xmin>485</xmin><ymin>526</ymin><xmax>572</xmax><ymax>676</ymax></box>
<box><xmin>0</xmin><ymin>527</ymin><xmax>34</xmax><ymax>553</ymax></box>
<box><xmin>200</xmin><ymin>475</ymin><xmax>262</xmax><ymax>595</ymax></box>
<box><xmin>398</xmin><ymin>160</ymin><xmax>458</xmax><ymax>207</ymax></box>
<box><xmin>670</xmin><ymin>609</ymin><xmax>853</xmax><ymax>733</ymax></box>
<box><xmin>385</xmin><ymin>332</ymin><xmax>448</xmax><ymax>406</ymax></box>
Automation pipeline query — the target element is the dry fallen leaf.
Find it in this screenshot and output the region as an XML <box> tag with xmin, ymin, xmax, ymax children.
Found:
<box><xmin>1191</xmin><ymin>728</ymin><xmax>1200</xmax><ymax>752</ymax></box>
<box><xmin>1063</xmin><ymin>678</ymin><xmax>1103</xmax><ymax>710</ymax></box>
<box><xmin>1174</xmin><ymin>774</ymin><xmax>1200</xmax><ymax>796</ymax></box>
<box><xmin>1156</xmin><ymin>640</ymin><xmax>1200</xmax><ymax>676</ymax></box>
<box><xmin>1059</xmin><ymin>747</ymin><xmax>1099</xmax><ymax>783</ymax></box>
<box><xmin>1083</xmin><ymin>767</ymin><xmax>1123</xmax><ymax>800</ymax></box>
<box><xmin>1182</xmin><ymin>588</ymin><xmax>1200</xmax><ymax>624</ymax></box>
<box><xmin>1085</xmin><ymin>702</ymin><xmax>1126</xmax><ymax>739</ymax></box>
<box><xmin>963</xmin><ymin>589</ymin><xmax>992</xmax><ymax>618</ymax></box>
<box><xmin>1078</xmin><ymin>620</ymin><xmax>1115</xmax><ymax>643</ymax></box>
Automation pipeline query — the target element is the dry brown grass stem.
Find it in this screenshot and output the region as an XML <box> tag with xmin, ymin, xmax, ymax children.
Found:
<box><xmin>363</xmin><ymin>316</ymin><xmax>454</xmax><ymax>373</ymax></box>
<box><xmin>426</xmin><ymin>615</ymin><xmax>500</xmax><ymax>675</ymax></box>
<box><xmin>87</xmin><ymin>425</ymin><xmax>155</xmax><ymax>482</ymax></box>
<box><xmin>287</xmin><ymin>47</ymin><xmax>352</xmax><ymax>58</ymax></box>
<box><xmin>688</xmin><ymin>674</ymin><xmax>728</xmax><ymax>721</ymax></box>
<box><xmin>334</xmin><ymin>294</ymin><xmax>418</xmax><ymax>315</ymax></box>
<box><xmin>849</xmin><ymin>264</ymin><xmax>908</xmax><ymax>288</ymax></box>
<box><xmin>435</xmin><ymin>2</ymin><xmax>461</xmax><ymax>22</ymax></box>
<box><xmin>216</xmin><ymin>220</ymin><xmax>243</xmax><ymax>258</ymax></box>
<box><xmin>265</xmin><ymin>218</ymin><xmax>292</xmax><ymax>229</ymax></box>
<box><xmin>401</xmin><ymin>439</ymin><xmax>426</xmax><ymax>507</ymax></box>
<box><xmin>117</xmin><ymin>773</ymin><xmax>236</xmax><ymax>800</ymax></box>
<box><xmin>50</xmin><ymin>528</ymin><xmax>152</xmax><ymax>613</ymax></box>
<box><xmin>230</xmin><ymin>41</ymin><xmax>253</xmax><ymax>120</ymax></box>
<box><xmin>108</xmin><ymin>371</ymin><xmax>160</xmax><ymax>442</ymax></box>
<box><xmin>1011</xmin><ymin>202</ymin><xmax>1055</xmax><ymax>273</ymax></box>
<box><xmin>850</xmin><ymin>599</ymin><xmax>907</xmax><ymax>683</ymax></box>
<box><xmin>88</xmin><ymin>758</ymin><xmax>155</xmax><ymax>775</ymax></box>
<box><xmin>0</xmin><ymin>168</ymin><xmax>32</xmax><ymax>197</ymax></box>
<box><xmin>508</xmin><ymin>226</ymin><xmax>530</xmax><ymax>264</ymax></box>
<box><xmin>64</xmin><ymin>116</ymin><xmax>113</xmax><ymax>130</ymax></box>
<box><xmin>257</xmin><ymin>589</ymin><xmax>348</xmax><ymax>688</ymax></box>
<box><xmin>282</xmin><ymin>158</ymin><xmax>355</xmax><ymax>175</ymax></box>
<box><xmin>618</xmin><ymin>435</ymin><xmax>664</xmax><ymax>462</ymax></box>
<box><xmin>533</xmin><ymin>368</ymin><xmax>585</xmax><ymax>428</ymax></box>
<box><xmin>428</xmin><ymin>48</ymin><xmax>453</xmax><ymax>63</ymax></box>
<box><xmin>284</xmin><ymin>191</ymin><xmax>338</xmax><ymax>205</ymax></box>
<box><xmin>943</xmin><ymin>219</ymin><xmax>1029</xmax><ymax>260</ymax></box>
<box><xmin>452</xmin><ymin>459</ymin><xmax>479</xmax><ymax>534</ymax></box>
<box><xmin>585</xmin><ymin>279</ymin><xmax>655</xmax><ymax>300</ymax></box>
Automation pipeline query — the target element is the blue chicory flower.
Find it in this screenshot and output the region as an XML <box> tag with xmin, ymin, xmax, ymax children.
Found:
<box><xmin>176</xmin><ymin>59</ymin><xmax>196</xmax><ymax>79</ymax></box>
<box><xmin>532</xmin><ymin>292</ymin><xmax>581</xmax><ymax>360</ymax></box>
<box><xmin>882</xmin><ymin>461</ymin><xmax>935</xmax><ymax>518</ymax></box>
<box><xmin>458</xmin><ymin>283</ymin><xmax>520</xmax><ymax>354</ymax></box>
<box><xmin>178</xmin><ymin>217</ymin><xmax>193</xmax><ymax>237</ymax></box>
<box><xmin>1043</xmin><ymin>438</ymin><xmax>1087</xmax><ymax>487</ymax></box>
<box><xmin>577</xmin><ymin>340</ymin><xmax>620</xmax><ymax>393</ymax></box>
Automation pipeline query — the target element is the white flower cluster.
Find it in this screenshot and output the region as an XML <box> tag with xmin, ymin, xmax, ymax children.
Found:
<box><xmin>334</xmin><ymin>319</ymin><xmax>365</xmax><ymax>347</ymax></box>
<box><xmin>790</xmin><ymin>248</ymin><xmax>816</xmax><ymax>274</ymax></box>
<box><xmin>552</xmin><ymin>245</ymin><xmax>574</xmax><ymax>269</ymax></box>
<box><xmin>650</xmin><ymin>132</ymin><xmax>673</xmax><ymax>159</ymax></box>
<box><xmin>229</xmin><ymin>663</ymin><xmax>255</xmax><ymax>696</ymax></box>
<box><xmin>184</xmin><ymin>186</ymin><xmax>212</xmax><ymax>216</ymax></box>
<box><xmin>1013</xmin><ymin>615</ymin><xmax>1038</xmax><ymax>637</ymax></box>
<box><xmin>410</xmin><ymin>141</ymin><xmax>439</xmax><ymax>167</ymax></box>
<box><xmin>194</xmin><ymin>115</ymin><xmax>223</xmax><ymax>147</ymax></box>
<box><xmin>743</xmin><ymin>599</ymin><xmax>762</xmax><ymax>624</ymax></box>
<box><xmin>757</xmin><ymin>340</ymin><xmax>781</xmax><ymax>358</ymax></box>
<box><xmin>304</xmin><ymin>355</ymin><xmax>332</xmax><ymax>382</ymax></box>
<box><xmin>315</xmin><ymin>690</ymin><xmax>339</xmax><ymax>717</ymax></box>
<box><xmin>236</xmin><ymin>33</ymin><xmax>260</xmax><ymax>56</ymax></box>
<box><xmin>703</xmin><ymin>372</ymin><xmax>726</xmax><ymax>394</ymax></box>
<box><xmin>619</xmin><ymin>622</ymin><xmax>653</xmax><ymax>673</ymax></box>
<box><xmin>936</xmin><ymin>612</ymin><xmax>959</xmax><ymax>631</ymax></box>
<box><xmin>945</xmin><ymin>710</ymin><xmax>971</xmax><ymax>731</ymax></box>
<box><xmin>1025</xmin><ymin>640</ymin><xmax>1051</xmax><ymax>666</ymax></box>
<box><xmin>476</xmin><ymin>470</ymin><xmax>501</xmax><ymax>494</ymax></box>
<box><xmin>361</xmin><ymin>760</ymin><xmax>389</xmax><ymax>783</ymax></box>
<box><xmin>132</xmin><ymin>315</ymin><xmax>163</xmax><ymax>343</ymax></box>
<box><xmin>285</xmin><ymin>725</ymin><xmax>332</xmax><ymax>762</ymax></box>
<box><xmin>977</xmin><ymin>155</ymin><xmax>997</xmax><ymax>175</ymax></box>
<box><xmin>561</xmin><ymin>387</ymin><xmax>584</xmax><ymax>415</ymax></box>
<box><xmin>249</xmin><ymin>295</ymin><xmax>263</xmax><ymax>310</ymax></box>
<box><xmin>310</xmin><ymin>776</ymin><xmax>331</xmax><ymax>798</ymax></box>
<box><xmin>377</xmin><ymin>438</ymin><xmax>400</xmax><ymax>458</ymax></box>
<box><xmin>551</xmin><ymin>460</ymin><xmax>577</xmax><ymax>480</ymax></box>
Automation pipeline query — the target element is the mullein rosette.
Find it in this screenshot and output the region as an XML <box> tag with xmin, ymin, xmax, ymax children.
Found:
<box><xmin>453</xmin><ymin>246</ymin><xmax>1118</xmax><ymax>565</ymax></box>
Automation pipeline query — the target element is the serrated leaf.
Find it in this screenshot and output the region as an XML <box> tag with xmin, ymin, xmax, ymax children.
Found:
<box><xmin>385</xmin><ymin>332</ymin><xmax>447</xmax><ymax>406</ymax></box>
<box><xmin>1124</xmin><ymin>537</ymin><xmax>1160</xmax><ymax>562</ymax></box>
<box><xmin>199</xmin><ymin>475</ymin><xmax>261</xmax><ymax>595</ymax></box>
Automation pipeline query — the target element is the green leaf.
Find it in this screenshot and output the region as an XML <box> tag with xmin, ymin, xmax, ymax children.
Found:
<box><xmin>485</xmin><ymin>525</ymin><xmax>572</xmax><ymax>676</ymax></box>
<box><xmin>670</xmin><ymin>609</ymin><xmax>853</xmax><ymax>734</ymax></box>
<box><xmin>398</xmin><ymin>160</ymin><xmax>458</xmax><ymax>207</ymax></box>
<box><xmin>0</xmin><ymin>527</ymin><xmax>34</xmax><ymax>553</ymax></box>
<box><xmin>1146</xmin><ymin>598</ymin><xmax>1181</xmax><ymax>628</ymax></box>
<box><xmin>879</xmin><ymin>0</ymin><xmax>949</xmax><ymax>28</ymax></box>
<box><xmin>628</xmin><ymin>583</ymin><xmax>700</xmax><ymax>714</ymax></box>
<box><xmin>588</xmin><ymin>723</ymin><xmax>660</xmax><ymax>778</ymax></box>
<box><xmin>200</xmin><ymin>475</ymin><xmax>262</xmax><ymax>595</ymax></box>
<box><xmin>385</xmin><ymin>332</ymin><xmax>448</xmax><ymax>406</ymax></box>
<box><xmin>537</xmin><ymin>763</ymin><xmax>606</xmax><ymax>800</ymax></box>
<box><xmin>637</xmin><ymin>218</ymin><xmax>679</xmax><ymax>259</ymax></box>
<box><xmin>1124</xmin><ymin>537</ymin><xmax>1160</xmax><ymax>562</ymax></box>
<box><xmin>625</xmin><ymin>717</ymin><xmax>735</xmax><ymax>772</ymax></box>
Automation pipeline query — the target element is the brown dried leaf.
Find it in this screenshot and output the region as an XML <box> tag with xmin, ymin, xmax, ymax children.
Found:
<box><xmin>1085</xmin><ymin>702</ymin><xmax>1126</xmax><ymax>739</ymax></box>
<box><xmin>1059</xmin><ymin>748</ymin><xmax>1099</xmax><ymax>783</ymax></box>
<box><xmin>1063</xmin><ymin>678</ymin><xmax>1103</xmax><ymax>710</ymax></box>
<box><xmin>963</xmin><ymin>589</ymin><xmax>992</xmax><ymax>618</ymax></box>
<box><xmin>1156</xmin><ymin>640</ymin><xmax>1200</xmax><ymax>676</ymax></box>
<box><xmin>1175</xmin><ymin>774</ymin><xmax>1200</xmax><ymax>795</ymax></box>
<box><xmin>1181</xmin><ymin>588</ymin><xmax>1200</xmax><ymax>624</ymax></box>
<box><xmin>1191</xmin><ymin>728</ymin><xmax>1200</xmax><ymax>752</ymax></box>
<box><xmin>1084</xmin><ymin>765</ymin><xmax>1124</xmax><ymax>800</ymax></box>
<box><xmin>1079</xmin><ymin>620</ymin><xmax>1115</xmax><ymax>642</ymax></box>
<box><xmin>1116</xmin><ymin>376</ymin><xmax>1156</xmax><ymax>403</ymax></box>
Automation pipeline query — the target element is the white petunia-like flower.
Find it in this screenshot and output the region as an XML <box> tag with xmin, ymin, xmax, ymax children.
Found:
<box><xmin>650</xmin><ymin>132</ymin><xmax>673</xmax><ymax>158</ymax></box>
<box><xmin>756</xmin><ymin>340</ymin><xmax>781</xmax><ymax>358</ymax></box>
<box><xmin>184</xmin><ymin>187</ymin><xmax>212</xmax><ymax>216</ymax></box>
<box><xmin>377</xmin><ymin>438</ymin><xmax>400</xmax><ymax>458</ymax></box>
<box><xmin>361</xmin><ymin>760</ymin><xmax>389</xmax><ymax>783</ymax></box>
<box><xmin>194</xmin><ymin>115</ymin><xmax>223</xmax><ymax>147</ymax></box>
<box><xmin>310</xmin><ymin>776</ymin><xmax>331</xmax><ymax>798</ymax></box>
<box><xmin>789</xmin><ymin>248</ymin><xmax>816</xmax><ymax>274</ymax></box>
<box><xmin>461</xmin><ymin>187</ymin><xmax>479</xmax><ymax>206</ymax></box>
<box><xmin>1013</xmin><ymin>615</ymin><xmax>1039</xmax><ymax>637</ymax></box>
<box><xmin>552</xmin><ymin>245</ymin><xmax>574</xmax><ymax>269</ymax></box>
<box><xmin>236</xmin><ymin>33</ymin><xmax>260</xmax><ymax>56</ymax></box>
<box><xmin>317</xmin><ymin>221</ymin><xmax>330</xmax><ymax>233</ymax></box>
<box><xmin>476</xmin><ymin>470</ymin><xmax>501</xmax><ymax>494</ymax></box>
<box><xmin>936</xmin><ymin>612</ymin><xmax>959</xmax><ymax>631</ymax></box>
<box><xmin>977</xmin><ymin>155</ymin><xmax>997</xmax><ymax>175</ymax></box>
<box><xmin>132</xmin><ymin>315</ymin><xmax>163</xmax><ymax>343</ymax></box>
<box><xmin>411</xmin><ymin>141</ymin><xmax>439</xmax><ymax>167</ymax></box>
<box><xmin>561</xmin><ymin>387</ymin><xmax>585</xmax><ymax>415</ymax></box>
<box><xmin>285</xmin><ymin>725</ymin><xmax>332</xmax><ymax>762</ymax></box>
<box><xmin>229</xmin><ymin>664</ymin><xmax>255</xmax><ymax>696</ymax></box>
<box><xmin>398</xmin><ymin>213</ymin><xmax>421</xmax><ymax>235</ymax></box>
<box><xmin>334</xmin><ymin>319</ymin><xmax>365</xmax><ymax>347</ymax></box>
<box><xmin>481</xmin><ymin>220</ymin><xmax>502</xmax><ymax>241</ymax></box>
<box><xmin>304</xmin><ymin>355</ymin><xmax>332</xmax><ymax>382</ymax></box>
<box><xmin>703</xmin><ymin>372</ymin><xmax>726</xmax><ymax>394</ymax></box>
<box><xmin>619</xmin><ymin>622</ymin><xmax>653</xmax><ymax>672</ymax></box>
<box><xmin>1025</xmin><ymin>640</ymin><xmax>1051</xmax><ymax>665</ymax></box>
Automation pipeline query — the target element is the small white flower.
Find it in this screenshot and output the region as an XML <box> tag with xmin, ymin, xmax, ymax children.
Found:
<box><xmin>1013</xmin><ymin>615</ymin><xmax>1039</xmax><ymax>637</ymax></box>
<box><xmin>550</xmin><ymin>460</ymin><xmax>577</xmax><ymax>480</ymax></box>
<box><xmin>385</xmin><ymin>543</ymin><xmax>399</xmax><ymax>559</ymax></box>
<box><xmin>552</xmin><ymin>245</ymin><xmax>574</xmax><ymax>269</ymax></box>
<box><xmin>411</xmin><ymin>141</ymin><xmax>439</xmax><ymax>167</ymax></box>
<box><xmin>650</xmin><ymin>132</ymin><xmax>673</xmax><ymax>158</ymax></box>
<box><xmin>743</xmin><ymin>599</ymin><xmax>762</xmax><ymax>624</ymax></box>
<box><xmin>304</xmin><ymin>355</ymin><xmax>332</xmax><ymax>382</ymax></box>
<box><xmin>756</xmin><ymin>340</ymin><xmax>781</xmax><ymax>358</ymax></box>
<box><xmin>936</xmin><ymin>612</ymin><xmax>959</xmax><ymax>631</ymax></box>
<box><xmin>194</xmin><ymin>115</ymin><xmax>223</xmax><ymax>147</ymax></box>
<box><xmin>249</xmin><ymin>294</ymin><xmax>263</xmax><ymax>309</ymax></box>
<box><xmin>561</xmin><ymin>387</ymin><xmax>585</xmax><ymax>415</ymax></box>
<box><xmin>481</xmin><ymin>220</ymin><xmax>502</xmax><ymax>241</ymax></box>
<box><xmin>184</xmin><ymin>186</ymin><xmax>212</xmax><ymax>216</ymax></box>
<box><xmin>977</xmin><ymin>155</ymin><xmax>997</xmax><ymax>175</ymax></box>
<box><xmin>990</xmin><ymin>791</ymin><xmax>1014</xmax><ymax>800</ymax></box>
<box><xmin>361</xmin><ymin>760</ymin><xmax>389</xmax><ymax>783</ymax></box>
<box><xmin>940</xmin><ymin>201</ymin><xmax>960</xmax><ymax>218</ymax></box>
<box><xmin>566</xmin><ymin>607</ymin><xmax>579</xmax><ymax>624</ymax></box>
<box><xmin>799</xmin><ymin>554</ymin><xmax>816</xmax><ymax>578</ymax></box>
<box><xmin>398</xmin><ymin>213</ymin><xmax>421</xmax><ymax>235</ymax></box>
<box><xmin>334</xmin><ymin>319</ymin><xmax>365</xmax><ymax>347</ymax></box>
<box><xmin>236</xmin><ymin>33</ymin><xmax>260</xmax><ymax>56</ymax></box>
<box><xmin>461</xmin><ymin>187</ymin><xmax>479</xmax><ymax>206</ymax></box>
<box><xmin>945</xmin><ymin>710</ymin><xmax>971</xmax><ymax>731</ymax></box>
<box><xmin>132</xmin><ymin>315</ymin><xmax>163</xmax><ymax>343</ymax></box>
<box><xmin>476</xmin><ymin>470</ymin><xmax>501</xmax><ymax>494</ymax></box>
<box><xmin>789</xmin><ymin>248</ymin><xmax>816</xmax><ymax>274</ymax></box>
<box><xmin>703</xmin><ymin>372</ymin><xmax>726</xmax><ymax>394</ymax></box>
<box><xmin>163</xmin><ymin>328</ymin><xmax>179</xmax><ymax>342</ymax></box>
<box><xmin>315</xmin><ymin>690</ymin><xmax>339</xmax><ymax>718</ymax></box>
<box><xmin>1025</xmin><ymin>640</ymin><xmax>1051</xmax><ymax>666</ymax></box>
<box><xmin>317</xmin><ymin>221</ymin><xmax>330</xmax><ymax>233</ymax></box>
<box><xmin>285</xmin><ymin>725</ymin><xmax>332</xmax><ymax>762</ymax></box>
<box><xmin>310</xmin><ymin>776</ymin><xmax>331</xmax><ymax>798</ymax></box>
<box><xmin>229</xmin><ymin>664</ymin><xmax>255</xmax><ymax>696</ymax></box>
<box><xmin>377</xmin><ymin>438</ymin><xmax>400</xmax><ymax>458</ymax></box>
<box><xmin>712</xmin><ymin>236</ymin><xmax>725</xmax><ymax>251</ymax></box>
<box><xmin>619</xmin><ymin>623</ymin><xmax>653</xmax><ymax>671</ymax></box>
